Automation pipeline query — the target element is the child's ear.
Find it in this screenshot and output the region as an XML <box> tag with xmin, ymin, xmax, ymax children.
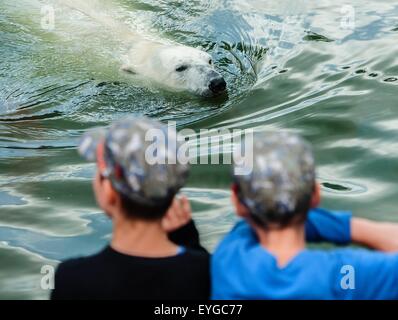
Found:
<box><xmin>310</xmin><ymin>182</ymin><xmax>321</xmax><ymax>208</ymax></box>
<box><xmin>231</xmin><ymin>184</ymin><xmax>250</xmax><ymax>218</ymax></box>
<box><xmin>103</xmin><ymin>180</ymin><xmax>118</xmax><ymax>206</ymax></box>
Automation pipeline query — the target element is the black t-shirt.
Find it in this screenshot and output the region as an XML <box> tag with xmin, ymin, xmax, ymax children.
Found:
<box><xmin>51</xmin><ymin>221</ymin><xmax>210</xmax><ymax>300</ymax></box>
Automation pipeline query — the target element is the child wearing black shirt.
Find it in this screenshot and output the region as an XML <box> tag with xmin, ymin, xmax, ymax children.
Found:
<box><xmin>51</xmin><ymin>117</ymin><xmax>209</xmax><ymax>300</ymax></box>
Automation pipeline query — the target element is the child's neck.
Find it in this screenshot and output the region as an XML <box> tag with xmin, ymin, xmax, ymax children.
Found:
<box><xmin>111</xmin><ymin>216</ymin><xmax>179</xmax><ymax>258</ymax></box>
<box><xmin>254</xmin><ymin>223</ymin><xmax>306</xmax><ymax>268</ymax></box>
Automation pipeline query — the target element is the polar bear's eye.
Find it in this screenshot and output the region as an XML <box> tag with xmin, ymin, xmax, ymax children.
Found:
<box><xmin>176</xmin><ymin>65</ymin><xmax>188</xmax><ymax>72</ymax></box>
<box><xmin>208</xmin><ymin>59</ymin><xmax>212</xmax><ymax>65</ymax></box>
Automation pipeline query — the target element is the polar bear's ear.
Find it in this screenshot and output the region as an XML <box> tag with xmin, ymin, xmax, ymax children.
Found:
<box><xmin>121</xmin><ymin>64</ymin><xmax>136</xmax><ymax>74</ymax></box>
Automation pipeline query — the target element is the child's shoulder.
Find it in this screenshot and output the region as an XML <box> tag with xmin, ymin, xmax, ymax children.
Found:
<box><xmin>230</xmin><ymin>219</ymin><xmax>255</xmax><ymax>236</ymax></box>
<box><xmin>213</xmin><ymin>220</ymin><xmax>258</xmax><ymax>256</ymax></box>
<box><xmin>55</xmin><ymin>249</ymin><xmax>106</xmax><ymax>280</ymax></box>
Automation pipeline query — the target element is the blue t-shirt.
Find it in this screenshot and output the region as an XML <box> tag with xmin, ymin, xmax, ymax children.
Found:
<box><xmin>211</xmin><ymin>208</ymin><xmax>398</xmax><ymax>300</ymax></box>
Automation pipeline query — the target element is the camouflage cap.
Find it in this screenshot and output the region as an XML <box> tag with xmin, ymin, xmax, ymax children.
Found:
<box><xmin>233</xmin><ymin>131</ymin><xmax>316</xmax><ymax>225</ymax></box>
<box><xmin>78</xmin><ymin>116</ymin><xmax>189</xmax><ymax>207</ymax></box>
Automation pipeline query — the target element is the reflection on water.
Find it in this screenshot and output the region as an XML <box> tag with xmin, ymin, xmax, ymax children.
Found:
<box><xmin>1</xmin><ymin>0</ymin><xmax>398</xmax><ymax>299</ymax></box>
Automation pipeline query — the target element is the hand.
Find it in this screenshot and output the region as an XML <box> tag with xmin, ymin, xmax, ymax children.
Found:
<box><xmin>351</xmin><ymin>218</ymin><xmax>398</xmax><ymax>252</ymax></box>
<box><xmin>161</xmin><ymin>195</ymin><xmax>192</xmax><ymax>233</ymax></box>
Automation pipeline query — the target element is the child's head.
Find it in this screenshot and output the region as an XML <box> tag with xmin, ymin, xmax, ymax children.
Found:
<box><xmin>232</xmin><ymin>132</ymin><xmax>319</xmax><ymax>229</ymax></box>
<box><xmin>78</xmin><ymin>117</ymin><xmax>189</xmax><ymax>221</ymax></box>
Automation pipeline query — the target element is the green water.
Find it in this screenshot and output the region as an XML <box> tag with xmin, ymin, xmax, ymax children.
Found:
<box><xmin>1</xmin><ymin>0</ymin><xmax>398</xmax><ymax>299</ymax></box>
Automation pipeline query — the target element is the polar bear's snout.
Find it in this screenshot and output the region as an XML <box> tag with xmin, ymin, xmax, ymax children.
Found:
<box><xmin>209</xmin><ymin>75</ymin><xmax>227</xmax><ymax>95</ymax></box>
<box><xmin>200</xmin><ymin>69</ymin><xmax>227</xmax><ymax>97</ymax></box>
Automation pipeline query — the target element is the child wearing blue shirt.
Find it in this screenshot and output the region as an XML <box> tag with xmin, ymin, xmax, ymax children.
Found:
<box><xmin>212</xmin><ymin>132</ymin><xmax>398</xmax><ymax>300</ymax></box>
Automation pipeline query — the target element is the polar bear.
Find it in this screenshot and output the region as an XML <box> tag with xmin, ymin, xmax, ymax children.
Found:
<box><xmin>59</xmin><ymin>0</ymin><xmax>227</xmax><ymax>97</ymax></box>
<box><xmin>122</xmin><ymin>40</ymin><xmax>226</xmax><ymax>97</ymax></box>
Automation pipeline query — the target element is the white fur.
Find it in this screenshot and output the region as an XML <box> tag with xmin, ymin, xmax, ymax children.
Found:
<box><xmin>123</xmin><ymin>40</ymin><xmax>219</xmax><ymax>96</ymax></box>
<box><xmin>59</xmin><ymin>0</ymin><xmax>224</xmax><ymax>96</ymax></box>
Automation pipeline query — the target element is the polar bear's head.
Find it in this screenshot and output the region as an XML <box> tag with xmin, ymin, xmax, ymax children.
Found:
<box><xmin>156</xmin><ymin>45</ymin><xmax>227</xmax><ymax>97</ymax></box>
<box><xmin>124</xmin><ymin>42</ymin><xmax>227</xmax><ymax>97</ymax></box>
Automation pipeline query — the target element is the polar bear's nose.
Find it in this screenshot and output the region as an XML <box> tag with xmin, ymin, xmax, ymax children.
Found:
<box><xmin>209</xmin><ymin>77</ymin><xmax>227</xmax><ymax>94</ymax></box>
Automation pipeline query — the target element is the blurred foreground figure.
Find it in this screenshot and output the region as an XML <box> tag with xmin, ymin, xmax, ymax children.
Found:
<box><xmin>51</xmin><ymin>116</ymin><xmax>209</xmax><ymax>300</ymax></box>
<box><xmin>212</xmin><ymin>132</ymin><xmax>398</xmax><ymax>300</ymax></box>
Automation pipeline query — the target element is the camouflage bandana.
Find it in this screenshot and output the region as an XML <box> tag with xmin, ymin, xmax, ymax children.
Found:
<box><xmin>233</xmin><ymin>131</ymin><xmax>316</xmax><ymax>225</ymax></box>
<box><xmin>78</xmin><ymin>116</ymin><xmax>189</xmax><ymax>207</ymax></box>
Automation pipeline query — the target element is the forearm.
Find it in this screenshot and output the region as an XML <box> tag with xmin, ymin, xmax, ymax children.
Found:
<box><xmin>168</xmin><ymin>220</ymin><xmax>208</xmax><ymax>253</ymax></box>
<box><xmin>351</xmin><ymin>217</ymin><xmax>398</xmax><ymax>252</ymax></box>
